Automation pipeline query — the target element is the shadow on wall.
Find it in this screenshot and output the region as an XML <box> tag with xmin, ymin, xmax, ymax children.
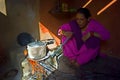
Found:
<box><xmin>0</xmin><ymin>44</ymin><xmax>9</xmax><ymax>66</ymax></box>
<box><xmin>0</xmin><ymin>0</ymin><xmax>40</xmax><ymax>50</ymax></box>
<box><xmin>0</xmin><ymin>12</ymin><xmax>10</xmax><ymax>47</ymax></box>
<box><xmin>0</xmin><ymin>12</ymin><xmax>10</xmax><ymax>66</ymax></box>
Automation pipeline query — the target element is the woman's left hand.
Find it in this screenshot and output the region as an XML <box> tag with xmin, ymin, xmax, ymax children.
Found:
<box><xmin>94</xmin><ymin>32</ymin><xmax>101</xmax><ymax>38</ymax></box>
<box><xmin>82</xmin><ymin>32</ymin><xmax>101</xmax><ymax>41</ymax></box>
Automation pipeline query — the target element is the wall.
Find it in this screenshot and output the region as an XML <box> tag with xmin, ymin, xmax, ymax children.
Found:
<box><xmin>0</xmin><ymin>0</ymin><xmax>120</xmax><ymax>59</ymax></box>
<box><xmin>87</xmin><ymin>0</ymin><xmax>120</xmax><ymax>57</ymax></box>
<box><xmin>0</xmin><ymin>0</ymin><xmax>40</xmax><ymax>65</ymax></box>
<box><xmin>0</xmin><ymin>0</ymin><xmax>40</xmax><ymax>50</ymax></box>
<box><xmin>39</xmin><ymin>0</ymin><xmax>75</xmax><ymax>38</ymax></box>
<box><xmin>40</xmin><ymin>0</ymin><xmax>120</xmax><ymax>57</ymax></box>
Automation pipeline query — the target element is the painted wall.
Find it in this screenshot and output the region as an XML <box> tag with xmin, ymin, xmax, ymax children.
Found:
<box><xmin>40</xmin><ymin>0</ymin><xmax>120</xmax><ymax>57</ymax></box>
<box><xmin>39</xmin><ymin>0</ymin><xmax>73</xmax><ymax>38</ymax></box>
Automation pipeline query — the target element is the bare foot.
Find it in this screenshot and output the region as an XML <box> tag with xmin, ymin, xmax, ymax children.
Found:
<box><xmin>74</xmin><ymin>62</ymin><xmax>80</xmax><ymax>68</ymax></box>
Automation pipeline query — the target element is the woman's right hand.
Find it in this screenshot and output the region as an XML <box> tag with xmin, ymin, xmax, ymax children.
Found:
<box><xmin>63</xmin><ymin>31</ymin><xmax>73</xmax><ymax>38</ymax></box>
<box><xmin>82</xmin><ymin>32</ymin><xmax>91</xmax><ymax>41</ymax></box>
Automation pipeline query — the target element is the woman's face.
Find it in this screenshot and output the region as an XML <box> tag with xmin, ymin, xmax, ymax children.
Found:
<box><xmin>76</xmin><ymin>13</ymin><xmax>89</xmax><ymax>29</ymax></box>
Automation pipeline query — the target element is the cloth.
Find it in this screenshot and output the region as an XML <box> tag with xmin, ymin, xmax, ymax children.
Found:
<box><xmin>58</xmin><ymin>19</ymin><xmax>110</xmax><ymax>65</ymax></box>
<box><xmin>69</xmin><ymin>20</ymin><xmax>84</xmax><ymax>50</ymax></box>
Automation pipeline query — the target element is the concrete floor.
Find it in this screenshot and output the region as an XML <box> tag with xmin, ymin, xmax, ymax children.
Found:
<box><xmin>0</xmin><ymin>47</ymin><xmax>25</xmax><ymax>80</ymax></box>
<box><xmin>1</xmin><ymin>47</ymin><xmax>120</xmax><ymax>80</ymax></box>
<box><xmin>47</xmin><ymin>55</ymin><xmax>120</xmax><ymax>80</ymax></box>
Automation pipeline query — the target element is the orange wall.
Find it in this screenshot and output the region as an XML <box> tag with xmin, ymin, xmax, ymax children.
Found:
<box><xmin>39</xmin><ymin>0</ymin><xmax>73</xmax><ymax>38</ymax></box>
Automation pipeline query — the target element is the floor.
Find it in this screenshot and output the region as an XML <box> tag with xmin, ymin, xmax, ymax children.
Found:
<box><xmin>0</xmin><ymin>47</ymin><xmax>120</xmax><ymax>80</ymax></box>
<box><xmin>0</xmin><ymin>47</ymin><xmax>25</xmax><ymax>80</ymax></box>
<box><xmin>47</xmin><ymin>55</ymin><xmax>120</xmax><ymax>80</ymax></box>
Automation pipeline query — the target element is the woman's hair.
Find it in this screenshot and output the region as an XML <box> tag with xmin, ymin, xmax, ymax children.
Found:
<box><xmin>77</xmin><ymin>8</ymin><xmax>91</xmax><ymax>19</ymax></box>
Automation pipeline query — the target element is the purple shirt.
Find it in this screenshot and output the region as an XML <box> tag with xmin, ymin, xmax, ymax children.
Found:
<box><xmin>58</xmin><ymin>19</ymin><xmax>110</xmax><ymax>65</ymax></box>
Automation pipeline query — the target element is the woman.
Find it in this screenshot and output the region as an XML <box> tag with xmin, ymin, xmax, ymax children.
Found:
<box><xmin>58</xmin><ymin>8</ymin><xmax>110</xmax><ymax>67</ymax></box>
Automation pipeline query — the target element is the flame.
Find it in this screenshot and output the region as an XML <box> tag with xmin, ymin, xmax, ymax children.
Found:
<box><xmin>28</xmin><ymin>59</ymin><xmax>46</xmax><ymax>75</ymax></box>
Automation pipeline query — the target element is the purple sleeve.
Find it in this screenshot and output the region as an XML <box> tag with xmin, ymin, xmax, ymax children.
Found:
<box><xmin>58</xmin><ymin>23</ymin><xmax>72</xmax><ymax>36</ymax></box>
<box><xmin>59</xmin><ymin>23</ymin><xmax>71</xmax><ymax>31</ymax></box>
<box><xmin>58</xmin><ymin>23</ymin><xmax>76</xmax><ymax>59</ymax></box>
<box><xmin>89</xmin><ymin>19</ymin><xmax>110</xmax><ymax>40</ymax></box>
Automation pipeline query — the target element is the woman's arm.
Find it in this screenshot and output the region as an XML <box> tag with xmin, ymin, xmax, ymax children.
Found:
<box><xmin>62</xmin><ymin>30</ymin><xmax>73</xmax><ymax>38</ymax></box>
<box><xmin>58</xmin><ymin>23</ymin><xmax>73</xmax><ymax>38</ymax></box>
<box><xmin>89</xmin><ymin>32</ymin><xmax>101</xmax><ymax>39</ymax></box>
<box><xmin>92</xmin><ymin>20</ymin><xmax>110</xmax><ymax>40</ymax></box>
<box><xmin>82</xmin><ymin>32</ymin><xmax>101</xmax><ymax>42</ymax></box>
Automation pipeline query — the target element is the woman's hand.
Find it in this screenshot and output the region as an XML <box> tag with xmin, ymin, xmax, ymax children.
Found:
<box><xmin>82</xmin><ymin>32</ymin><xmax>101</xmax><ymax>41</ymax></box>
<box><xmin>82</xmin><ymin>32</ymin><xmax>91</xmax><ymax>41</ymax></box>
<box><xmin>94</xmin><ymin>32</ymin><xmax>101</xmax><ymax>38</ymax></box>
<box><xmin>63</xmin><ymin>30</ymin><xmax>73</xmax><ymax>38</ymax></box>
